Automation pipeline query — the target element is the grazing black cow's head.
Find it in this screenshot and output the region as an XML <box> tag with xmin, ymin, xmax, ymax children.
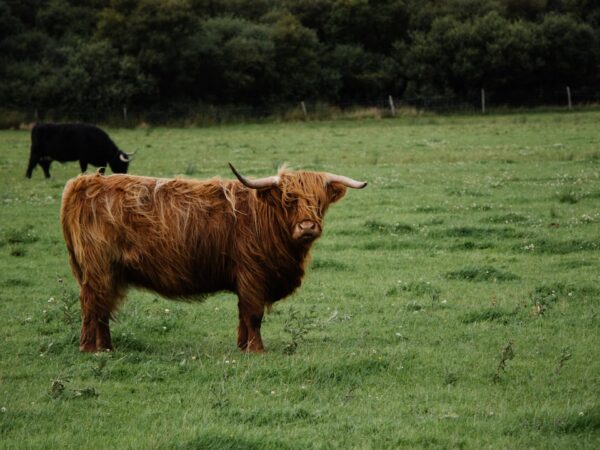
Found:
<box><xmin>109</xmin><ymin>150</ymin><xmax>132</xmax><ymax>173</ymax></box>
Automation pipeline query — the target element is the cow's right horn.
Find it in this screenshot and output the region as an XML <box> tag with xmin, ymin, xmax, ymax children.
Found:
<box><xmin>325</xmin><ymin>173</ymin><xmax>368</xmax><ymax>189</ymax></box>
<box><xmin>229</xmin><ymin>163</ymin><xmax>280</xmax><ymax>189</ymax></box>
<box><xmin>119</xmin><ymin>153</ymin><xmax>130</xmax><ymax>163</ymax></box>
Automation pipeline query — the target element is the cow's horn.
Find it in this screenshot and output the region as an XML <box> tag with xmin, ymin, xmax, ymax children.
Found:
<box><xmin>229</xmin><ymin>163</ymin><xmax>280</xmax><ymax>189</ymax></box>
<box><xmin>119</xmin><ymin>153</ymin><xmax>130</xmax><ymax>163</ymax></box>
<box><xmin>325</xmin><ymin>173</ymin><xmax>368</xmax><ymax>189</ymax></box>
<box><xmin>126</xmin><ymin>150</ymin><xmax>137</xmax><ymax>157</ymax></box>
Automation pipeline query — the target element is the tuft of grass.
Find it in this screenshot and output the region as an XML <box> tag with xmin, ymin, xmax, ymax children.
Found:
<box><xmin>555</xmin><ymin>347</ymin><xmax>572</xmax><ymax>375</ymax></box>
<box><xmin>364</xmin><ymin>220</ymin><xmax>414</xmax><ymax>234</ymax></box>
<box><xmin>443</xmin><ymin>226</ymin><xmax>522</xmax><ymax>239</ymax></box>
<box><xmin>529</xmin><ymin>282</ymin><xmax>599</xmax><ymax>315</ymax></box>
<box><xmin>522</xmin><ymin>238</ymin><xmax>598</xmax><ymax>254</ymax></box>
<box><xmin>0</xmin><ymin>278</ymin><xmax>32</xmax><ymax>287</ymax></box>
<box><xmin>2</xmin><ymin>226</ymin><xmax>39</xmax><ymax>245</ymax></box>
<box><xmin>557</xmin><ymin>190</ymin><xmax>580</xmax><ymax>204</ymax></box>
<box><xmin>445</xmin><ymin>265</ymin><xmax>520</xmax><ymax>282</ymax></box>
<box><xmin>483</xmin><ymin>213</ymin><xmax>528</xmax><ymax>224</ymax></box>
<box><xmin>9</xmin><ymin>246</ymin><xmax>26</xmax><ymax>257</ymax></box>
<box><xmin>48</xmin><ymin>377</ymin><xmax>98</xmax><ymax>401</ymax></box>
<box><xmin>310</xmin><ymin>258</ymin><xmax>349</xmax><ymax>271</ymax></box>
<box><xmin>394</xmin><ymin>280</ymin><xmax>442</xmax><ymax>306</ymax></box>
<box><xmin>450</xmin><ymin>240</ymin><xmax>494</xmax><ymax>251</ymax></box>
<box><xmin>509</xmin><ymin>405</ymin><xmax>600</xmax><ymax>435</ymax></box>
<box><xmin>184</xmin><ymin>162</ymin><xmax>198</xmax><ymax>175</ymax></box>
<box><xmin>492</xmin><ymin>342</ymin><xmax>515</xmax><ymax>383</ymax></box>
<box><xmin>461</xmin><ymin>308</ymin><xmax>518</xmax><ymax>324</ymax></box>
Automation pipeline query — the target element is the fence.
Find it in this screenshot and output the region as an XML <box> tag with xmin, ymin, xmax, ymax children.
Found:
<box><xmin>4</xmin><ymin>85</ymin><xmax>599</xmax><ymax>128</ymax></box>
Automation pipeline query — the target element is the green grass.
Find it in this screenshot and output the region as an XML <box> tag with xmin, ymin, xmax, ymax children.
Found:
<box><xmin>1</xmin><ymin>111</ymin><xmax>599</xmax><ymax>449</ymax></box>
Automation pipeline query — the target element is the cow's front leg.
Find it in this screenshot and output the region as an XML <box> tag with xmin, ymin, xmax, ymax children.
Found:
<box><xmin>79</xmin><ymin>286</ymin><xmax>115</xmax><ymax>352</ymax></box>
<box><xmin>79</xmin><ymin>160</ymin><xmax>88</xmax><ymax>173</ymax></box>
<box><xmin>25</xmin><ymin>155</ymin><xmax>39</xmax><ymax>178</ymax></box>
<box><xmin>237</xmin><ymin>300</ymin><xmax>265</xmax><ymax>353</ymax></box>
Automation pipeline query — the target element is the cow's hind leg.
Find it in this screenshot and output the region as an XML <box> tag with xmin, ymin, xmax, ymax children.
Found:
<box><xmin>39</xmin><ymin>160</ymin><xmax>51</xmax><ymax>178</ymax></box>
<box><xmin>79</xmin><ymin>285</ymin><xmax>116</xmax><ymax>352</ymax></box>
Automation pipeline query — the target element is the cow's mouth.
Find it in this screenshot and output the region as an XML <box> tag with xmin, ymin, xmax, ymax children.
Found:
<box><xmin>293</xmin><ymin>220</ymin><xmax>321</xmax><ymax>243</ymax></box>
<box><xmin>298</xmin><ymin>231</ymin><xmax>320</xmax><ymax>243</ymax></box>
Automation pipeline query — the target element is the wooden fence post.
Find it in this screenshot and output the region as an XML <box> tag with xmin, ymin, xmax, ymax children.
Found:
<box><xmin>566</xmin><ymin>86</ymin><xmax>572</xmax><ymax>110</ymax></box>
<box><xmin>388</xmin><ymin>95</ymin><xmax>396</xmax><ymax>117</ymax></box>
<box><xmin>123</xmin><ymin>106</ymin><xmax>128</xmax><ymax>122</ymax></box>
<box><xmin>481</xmin><ymin>89</ymin><xmax>486</xmax><ymax>114</ymax></box>
<box><xmin>300</xmin><ymin>101</ymin><xmax>307</xmax><ymax>120</ymax></box>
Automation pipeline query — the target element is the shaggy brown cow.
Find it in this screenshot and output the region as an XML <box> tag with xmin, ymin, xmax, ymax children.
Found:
<box><xmin>61</xmin><ymin>164</ymin><xmax>366</xmax><ymax>353</ymax></box>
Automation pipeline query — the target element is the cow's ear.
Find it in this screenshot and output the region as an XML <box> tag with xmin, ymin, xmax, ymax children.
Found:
<box><xmin>327</xmin><ymin>182</ymin><xmax>347</xmax><ymax>203</ymax></box>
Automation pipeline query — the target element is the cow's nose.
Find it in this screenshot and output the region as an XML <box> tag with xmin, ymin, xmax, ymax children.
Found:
<box><xmin>299</xmin><ymin>220</ymin><xmax>316</xmax><ymax>231</ymax></box>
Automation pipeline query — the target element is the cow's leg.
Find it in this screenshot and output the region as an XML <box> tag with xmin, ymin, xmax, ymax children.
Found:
<box><xmin>96</xmin><ymin>311</ymin><xmax>113</xmax><ymax>351</ymax></box>
<box><xmin>79</xmin><ymin>286</ymin><xmax>100</xmax><ymax>352</ymax></box>
<box><xmin>79</xmin><ymin>285</ymin><xmax>115</xmax><ymax>352</ymax></box>
<box><xmin>25</xmin><ymin>154</ymin><xmax>39</xmax><ymax>178</ymax></box>
<box><xmin>39</xmin><ymin>160</ymin><xmax>51</xmax><ymax>178</ymax></box>
<box><xmin>237</xmin><ymin>311</ymin><xmax>249</xmax><ymax>351</ymax></box>
<box><xmin>237</xmin><ymin>300</ymin><xmax>265</xmax><ymax>353</ymax></box>
<box><xmin>79</xmin><ymin>160</ymin><xmax>88</xmax><ymax>173</ymax></box>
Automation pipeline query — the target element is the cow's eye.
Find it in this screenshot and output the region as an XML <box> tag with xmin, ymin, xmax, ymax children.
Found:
<box><xmin>286</xmin><ymin>197</ymin><xmax>298</xmax><ymax>208</ymax></box>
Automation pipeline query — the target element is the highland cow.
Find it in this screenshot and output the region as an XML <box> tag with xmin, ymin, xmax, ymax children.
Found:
<box><xmin>60</xmin><ymin>164</ymin><xmax>366</xmax><ymax>353</ymax></box>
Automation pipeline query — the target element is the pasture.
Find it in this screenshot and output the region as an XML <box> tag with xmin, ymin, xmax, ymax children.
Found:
<box><xmin>1</xmin><ymin>112</ymin><xmax>599</xmax><ymax>449</ymax></box>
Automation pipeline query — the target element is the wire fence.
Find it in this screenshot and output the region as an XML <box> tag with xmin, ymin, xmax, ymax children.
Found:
<box><xmin>4</xmin><ymin>85</ymin><xmax>599</xmax><ymax>128</ymax></box>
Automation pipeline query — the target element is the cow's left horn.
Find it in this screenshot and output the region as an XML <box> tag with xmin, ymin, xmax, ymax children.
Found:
<box><xmin>229</xmin><ymin>163</ymin><xmax>280</xmax><ymax>189</ymax></box>
<box><xmin>119</xmin><ymin>153</ymin><xmax>130</xmax><ymax>163</ymax></box>
<box><xmin>325</xmin><ymin>173</ymin><xmax>368</xmax><ymax>189</ymax></box>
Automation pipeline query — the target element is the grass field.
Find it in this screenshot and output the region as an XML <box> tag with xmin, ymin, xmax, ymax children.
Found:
<box><xmin>1</xmin><ymin>112</ymin><xmax>599</xmax><ymax>449</ymax></box>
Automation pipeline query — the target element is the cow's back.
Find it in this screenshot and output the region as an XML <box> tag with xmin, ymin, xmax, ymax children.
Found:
<box><xmin>32</xmin><ymin>123</ymin><xmax>118</xmax><ymax>163</ymax></box>
<box><xmin>61</xmin><ymin>173</ymin><xmax>238</xmax><ymax>298</ymax></box>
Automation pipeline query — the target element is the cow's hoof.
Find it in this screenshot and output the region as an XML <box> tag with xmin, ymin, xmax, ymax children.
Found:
<box><xmin>79</xmin><ymin>344</ymin><xmax>98</xmax><ymax>353</ymax></box>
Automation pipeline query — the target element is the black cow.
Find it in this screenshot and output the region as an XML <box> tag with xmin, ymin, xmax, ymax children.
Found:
<box><xmin>26</xmin><ymin>123</ymin><xmax>134</xmax><ymax>178</ymax></box>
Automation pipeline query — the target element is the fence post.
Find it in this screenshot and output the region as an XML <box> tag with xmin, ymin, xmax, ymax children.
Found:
<box><xmin>566</xmin><ymin>86</ymin><xmax>572</xmax><ymax>110</ymax></box>
<box><xmin>34</xmin><ymin>109</ymin><xmax>38</xmax><ymax>122</ymax></box>
<box><xmin>123</xmin><ymin>106</ymin><xmax>128</xmax><ymax>123</ymax></box>
<box><xmin>300</xmin><ymin>101</ymin><xmax>307</xmax><ymax>120</ymax></box>
<box><xmin>481</xmin><ymin>89</ymin><xmax>486</xmax><ymax>114</ymax></box>
<box><xmin>388</xmin><ymin>95</ymin><xmax>396</xmax><ymax>117</ymax></box>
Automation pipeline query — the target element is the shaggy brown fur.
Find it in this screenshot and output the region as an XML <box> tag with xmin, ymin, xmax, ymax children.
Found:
<box><xmin>61</xmin><ymin>166</ymin><xmax>363</xmax><ymax>353</ymax></box>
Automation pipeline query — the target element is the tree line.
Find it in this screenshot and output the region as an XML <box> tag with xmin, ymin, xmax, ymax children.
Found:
<box><xmin>1</xmin><ymin>0</ymin><xmax>598</xmax><ymax>116</ymax></box>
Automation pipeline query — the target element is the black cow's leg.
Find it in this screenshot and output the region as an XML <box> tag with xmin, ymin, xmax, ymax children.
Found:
<box><xmin>25</xmin><ymin>155</ymin><xmax>39</xmax><ymax>178</ymax></box>
<box><xmin>39</xmin><ymin>160</ymin><xmax>51</xmax><ymax>178</ymax></box>
<box><xmin>79</xmin><ymin>160</ymin><xmax>88</xmax><ymax>173</ymax></box>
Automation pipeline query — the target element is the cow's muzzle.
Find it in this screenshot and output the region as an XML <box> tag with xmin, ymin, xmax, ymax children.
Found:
<box><xmin>293</xmin><ymin>220</ymin><xmax>321</xmax><ymax>243</ymax></box>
